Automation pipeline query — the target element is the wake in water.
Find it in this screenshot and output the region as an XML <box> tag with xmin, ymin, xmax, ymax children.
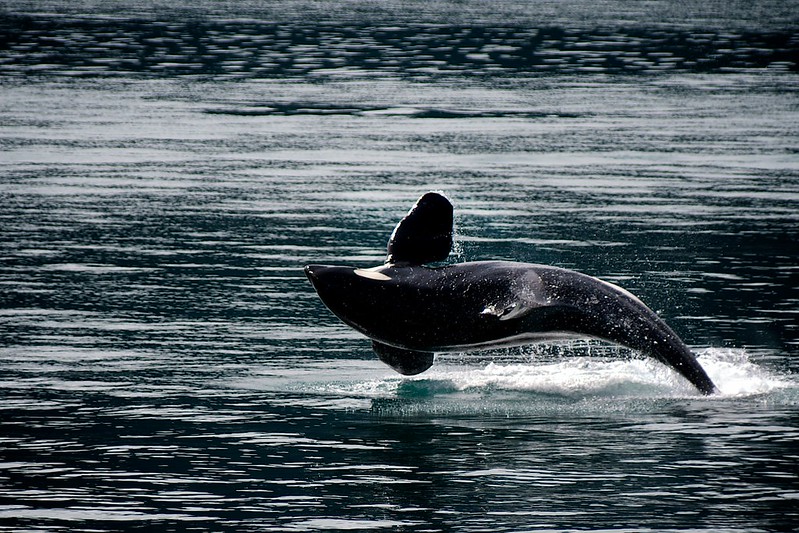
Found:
<box><xmin>420</xmin><ymin>346</ymin><xmax>791</xmax><ymax>399</ymax></box>
<box><xmin>293</xmin><ymin>345</ymin><xmax>796</xmax><ymax>415</ymax></box>
<box><xmin>230</xmin><ymin>344</ymin><xmax>795</xmax><ymax>418</ymax></box>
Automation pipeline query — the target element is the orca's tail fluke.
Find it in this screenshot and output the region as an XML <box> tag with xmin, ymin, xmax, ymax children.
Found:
<box><xmin>619</xmin><ymin>314</ymin><xmax>717</xmax><ymax>395</ymax></box>
<box><xmin>543</xmin><ymin>270</ymin><xmax>718</xmax><ymax>395</ymax></box>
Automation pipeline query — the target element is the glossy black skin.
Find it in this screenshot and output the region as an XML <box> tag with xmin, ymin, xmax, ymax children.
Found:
<box><xmin>305</xmin><ymin>261</ymin><xmax>717</xmax><ymax>395</ymax></box>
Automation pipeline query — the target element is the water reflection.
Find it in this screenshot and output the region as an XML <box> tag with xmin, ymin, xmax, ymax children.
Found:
<box><xmin>5</xmin><ymin>384</ymin><xmax>793</xmax><ymax>531</ymax></box>
<box><xmin>1</xmin><ymin>15</ymin><xmax>797</xmax><ymax>78</ymax></box>
<box><xmin>1</xmin><ymin>3</ymin><xmax>798</xmax><ymax>531</ymax></box>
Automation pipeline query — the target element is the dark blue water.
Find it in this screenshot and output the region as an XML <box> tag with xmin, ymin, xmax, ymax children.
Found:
<box><xmin>1</xmin><ymin>1</ymin><xmax>798</xmax><ymax>531</ymax></box>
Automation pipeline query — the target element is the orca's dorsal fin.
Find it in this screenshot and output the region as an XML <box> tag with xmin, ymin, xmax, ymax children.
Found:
<box><xmin>386</xmin><ymin>192</ymin><xmax>453</xmax><ymax>265</ymax></box>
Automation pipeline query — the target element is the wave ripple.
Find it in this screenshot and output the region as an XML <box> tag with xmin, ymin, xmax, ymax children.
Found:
<box><xmin>1</xmin><ymin>16</ymin><xmax>797</xmax><ymax>78</ymax></box>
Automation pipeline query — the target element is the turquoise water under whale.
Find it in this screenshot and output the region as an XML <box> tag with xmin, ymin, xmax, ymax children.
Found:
<box><xmin>1</xmin><ymin>1</ymin><xmax>798</xmax><ymax>531</ymax></box>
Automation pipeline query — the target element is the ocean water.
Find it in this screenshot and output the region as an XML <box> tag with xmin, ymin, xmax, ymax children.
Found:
<box><xmin>1</xmin><ymin>1</ymin><xmax>798</xmax><ymax>531</ymax></box>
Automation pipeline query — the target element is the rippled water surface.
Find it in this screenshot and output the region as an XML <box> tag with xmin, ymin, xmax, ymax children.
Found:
<box><xmin>1</xmin><ymin>1</ymin><xmax>798</xmax><ymax>531</ymax></box>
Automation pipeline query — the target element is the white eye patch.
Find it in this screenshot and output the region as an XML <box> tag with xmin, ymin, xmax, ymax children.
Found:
<box><xmin>354</xmin><ymin>268</ymin><xmax>391</xmax><ymax>281</ymax></box>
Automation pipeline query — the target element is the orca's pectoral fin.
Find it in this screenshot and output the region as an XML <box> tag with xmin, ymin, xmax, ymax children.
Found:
<box><xmin>386</xmin><ymin>192</ymin><xmax>453</xmax><ymax>265</ymax></box>
<box><xmin>372</xmin><ymin>341</ymin><xmax>434</xmax><ymax>376</ymax></box>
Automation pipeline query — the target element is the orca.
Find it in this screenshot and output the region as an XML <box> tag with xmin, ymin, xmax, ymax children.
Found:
<box><xmin>305</xmin><ymin>192</ymin><xmax>717</xmax><ymax>395</ymax></box>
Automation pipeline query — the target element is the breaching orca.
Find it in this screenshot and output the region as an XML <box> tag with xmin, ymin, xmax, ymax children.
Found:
<box><xmin>305</xmin><ymin>192</ymin><xmax>717</xmax><ymax>395</ymax></box>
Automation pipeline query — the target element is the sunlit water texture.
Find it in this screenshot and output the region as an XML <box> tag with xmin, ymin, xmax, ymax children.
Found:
<box><xmin>1</xmin><ymin>0</ymin><xmax>798</xmax><ymax>531</ymax></box>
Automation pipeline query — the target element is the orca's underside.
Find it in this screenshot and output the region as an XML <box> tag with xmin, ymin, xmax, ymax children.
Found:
<box><xmin>305</xmin><ymin>192</ymin><xmax>717</xmax><ymax>395</ymax></box>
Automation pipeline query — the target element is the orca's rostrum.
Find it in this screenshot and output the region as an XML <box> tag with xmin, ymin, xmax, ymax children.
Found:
<box><xmin>305</xmin><ymin>192</ymin><xmax>717</xmax><ymax>395</ymax></box>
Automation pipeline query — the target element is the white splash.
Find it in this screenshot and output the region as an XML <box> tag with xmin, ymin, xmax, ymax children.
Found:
<box><xmin>696</xmin><ymin>347</ymin><xmax>792</xmax><ymax>397</ymax></box>
<box><xmin>409</xmin><ymin>347</ymin><xmax>793</xmax><ymax>400</ymax></box>
<box><xmin>262</xmin><ymin>346</ymin><xmax>794</xmax><ymax>409</ymax></box>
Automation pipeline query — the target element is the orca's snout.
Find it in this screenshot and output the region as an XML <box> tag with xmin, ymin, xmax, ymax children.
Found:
<box><xmin>304</xmin><ymin>264</ymin><xmax>339</xmax><ymax>289</ymax></box>
<box><xmin>304</xmin><ymin>264</ymin><xmax>331</xmax><ymax>283</ymax></box>
<box><xmin>304</xmin><ymin>264</ymin><xmax>318</xmax><ymax>282</ymax></box>
<box><xmin>304</xmin><ymin>264</ymin><xmax>358</xmax><ymax>325</ymax></box>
